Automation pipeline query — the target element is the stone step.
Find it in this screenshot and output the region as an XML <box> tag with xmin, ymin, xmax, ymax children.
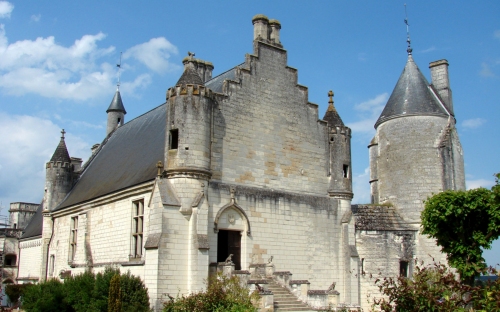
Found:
<box><xmin>264</xmin><ymin>278</ymin><xmax>314</xmax><ymax>312</ymax></box>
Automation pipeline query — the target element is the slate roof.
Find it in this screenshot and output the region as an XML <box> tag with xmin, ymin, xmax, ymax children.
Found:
<box><xmin>50</xmin><ymin>136</ymin><xmax>71</xmax><ymax>163</ymax></box>
<box><xmin>176</xmin><ymin>66</ymin><xmax>204</xmax><ymax>86</ymax></box>
<box><xmin>106</xmin><ymin>89</ymin><xmax>127</xmax><ymax>114</ymax></box>
<box><xmin>375</xmin><ymin>55</ymin><xmax>448</xmax><ymax>129</ymax></box>
<box><xmin>351</xmin><ymin>204</ymin><xmax>414</xmax><ymax>231</ymax></box>
<box><xmin>21</xmin><ymin>202</ymin><xmax>43</xmax><ymax>239</ymax></box>
<box><xmin>55</xmin><ymin>103</ymin><xmax>167</xmax><ymax>210</ymax></box>
<box><xmin>323</xmin><ymin>104</ymin><xmax>344</xmax><ymax>127</ymax></box>
<box><xmin>205</xmin><ymin>65</ymin><xmax>241</xmax><ymax>93</ymax></box>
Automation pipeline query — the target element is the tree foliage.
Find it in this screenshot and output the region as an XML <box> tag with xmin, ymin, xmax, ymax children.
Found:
<box><xmin>108</xmin><ymin>274</ymin><xmax>122</xmax><ymax>312</ymax></box>
<box><xmin>163</xmin><ymin>273</ymin><xmax>259</xmax><ymax>312</ymax></box>
<box><xmin>421</xmin><ymin>173</ymin><xmax>500</xmax><ymax>283</ymax></box>
<box><xmin>21</xmin><ymin>267</ymin><xmax>150</xmax><ymax>312</ymax></box>
<box><xmin>372</xmin><ymin>261</ymin><xmax>500</xmax><ymax>312</ymax></box>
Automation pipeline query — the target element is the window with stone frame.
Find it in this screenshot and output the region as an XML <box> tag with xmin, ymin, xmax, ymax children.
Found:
<box><xmin>70</xmin><ymin>216</ymin><xmax>78</xmax><ymax>262</ymax></box>
<box><xmin>131</xmin><ymin>199</ymin><xmax>144</xmax><ymax>258</ymax></box>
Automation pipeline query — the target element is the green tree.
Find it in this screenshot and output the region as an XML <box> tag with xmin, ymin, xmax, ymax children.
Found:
<box><xmin>108</xmin><ymin>274</ymin><xmax>121</xmax><ymax>312</ymax></box>
<box><xmin>421</xmin><ymin>173</ymin><xmax>500</xmax><ymax>284</ymax></box>
<box><xmin>21</xmin><ymin>279</ymin><xmax>70</xmax><ymax>312</ymax></box>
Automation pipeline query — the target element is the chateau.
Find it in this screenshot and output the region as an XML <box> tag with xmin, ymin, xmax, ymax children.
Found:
<box><xmin>10</xmin><ymin>15</ymin><xmax>464</xmax><ymax>311</ymax></box>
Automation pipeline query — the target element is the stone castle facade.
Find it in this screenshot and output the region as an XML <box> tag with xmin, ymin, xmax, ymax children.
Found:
<box><xmin>12</xmin><ymin>14</ymin><xmax>465</xmax><ymax>311</ymax></box>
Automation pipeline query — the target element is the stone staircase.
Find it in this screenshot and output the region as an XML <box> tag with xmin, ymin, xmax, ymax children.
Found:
<box><xmin>265</xmin><ymin>278</ymin><xmax>315</xmax><ymax>312</ymax></box>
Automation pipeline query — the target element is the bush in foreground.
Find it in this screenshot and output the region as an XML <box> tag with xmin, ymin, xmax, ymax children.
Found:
<box><xmin>163</xmin><ymin>273</ymin><xmax>259</xmax><ymax>312</ymax></box>
<box><xmin>21</xmin><ymin>267</ymin><xmax>151</xmax><ymax>312</ymax></box>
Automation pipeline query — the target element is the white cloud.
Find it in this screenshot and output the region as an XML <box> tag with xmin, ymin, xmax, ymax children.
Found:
<box><xmin>461</xmin><ymin>117</ymin><xmax>486</xmax><ymax>129</ymax></box>
<box><xmin>494</xmin><ymin>30</ymin><xmax>500</xmax><ymax>40</ymax></box>
<box><xmin>466</xmin><ymin>178</ymin><xmax>495</xmax><ymax>190</ymax></box>
<box><xmin>352</xmin><ymin>167</ymin><xmax>371</xmax><ymax>204</ymax></box>
<box><xmin>0</xmin><ymin>112</ymin><xmax>90</xmax><ymax>207</ymax></box>
<box><xmin>0</xmin><ymin>1</ymin><xmax>13</xmax><ymax>19</ymax></box>
<box><xmin>30</xmin><ymin>14</ymin><xmax>41</xmax><ymax>22</ymax></box>
<box><xmin>124</xmin><ymin>37</ymin><xmax>179</xmax><ymax>74</ymax></box>
<box><xmin>347</xmin><ymin>93</ymin><xmax>388</xmax><ymax>136</ymax></box>
<box><xmin>421</xmin><ymin>46</ymin><xmax>436</xmax><ymax>53</ymax></box>
<box><xmin>479</xmin><ymin>62</ymin><xmax>495</xmax><ymax>78</ymax></box>
<box><xmin>0</xmin><ymin>25</ymin><xmax>175</xmax><ymax>100</ymax></box>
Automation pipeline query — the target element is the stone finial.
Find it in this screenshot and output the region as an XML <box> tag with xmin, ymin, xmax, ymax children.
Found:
<box><xmin>230</xmin><ymin>187</ymin><xmax>235</xmax><ymax>203</ymax></box>
<box><xmin>225</xmin><ymin>254</ymin><xmax>234</xmax><ymax>265</ymax></box>
<box><xmin>327</xmin><ymin>90</ymin><xmax>336</xmax><ymax>112</ymax></box>
<box><xmin>156</xmin><ymin>161</ymin><xmax>163</xmax><ymax>177</ymax></box>
<box><xmin>61</xmin><ymin>129</ymin><xmax>66</xmax><ymax>139</ymax></box>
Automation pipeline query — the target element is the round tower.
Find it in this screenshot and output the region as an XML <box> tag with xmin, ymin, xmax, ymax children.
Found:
<box><xmin>44</xmin><ymin>130</ymin><xmax>73</xmax><ymax>211</ymax></box>
<box><xmin>323</xmin><ymin>91</ymin><xmax>353</xmax><ymax>200</ymax></box>
<box><xmin>106</xmin><ymin>89</ymin><xmax>127</xmax><ymax>136</ymax></box>
<box><xmin>165</xmin><ymin>54</ymin><xmax>215</xmax><ymax>180</ymax></box>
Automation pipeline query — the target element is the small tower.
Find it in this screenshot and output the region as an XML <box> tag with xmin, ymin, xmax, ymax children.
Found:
<box><xmin>165</xmin><ymin>54</ymin><xmax>215</xmax><ymax>179</ymax></box>
<box><xmin>44</xmin><ymin>130</ymin><xmax>73</xmax><ymax>211</ymax></box>
<box><xmin>323</xmin><ymin>91</ymin><xmax>353</xmax><ymax>199</ymax></box>
<box><xmin>106</xmin><ymin>89</ymin><xmax>127</xmax><ymax>136</ymax></box>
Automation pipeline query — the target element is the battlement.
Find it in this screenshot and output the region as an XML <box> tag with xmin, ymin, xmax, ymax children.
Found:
<box><xmin>329</xmin><ymin>125</ymin><xmax>351</xmax><ymax>136</ymax></box>
<box><xmin>167</xmin><ymin>84</ymin><xmax>215</xmax><ymax>100</ymax></box>
<box><xmin>46</xmin><ymin>160</ymin><xmax>71</xmax><ymax>169</ymax></box>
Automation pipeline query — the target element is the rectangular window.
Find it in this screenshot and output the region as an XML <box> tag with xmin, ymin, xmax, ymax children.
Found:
<box><xmin>49</xmin><ymin>255</ymin><xmax>55</xmax><ymax>276</ymax></box>
<box><xmin>70</xmin><ymin>216</ymin><xmax>78</xmax><ymax>262</ymax></box>
<box><xmin>400</xmin><ymin>260</ymin><xmax>409</xmax><ymax>277</ymax></box>
<box><xmin>132</xmin><ymin>200</ymin><xmax>144</xmax><ymax>258</ymax></box>
<box><xmin>169</xmin><ymin>129</ymin><xmax>179</xmax><ymax>150</ymax></box>
<box><xmin>343</xmin><ymin>164</ymin><xmax>349</xmax><ymax>178</ymax></box>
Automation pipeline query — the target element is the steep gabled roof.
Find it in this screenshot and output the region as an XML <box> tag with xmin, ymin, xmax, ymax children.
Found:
<box><xmin>176</xmin><ymin>66</ymin><xmax>204</xmax><ymax>87</ymax></box>
<box><xmin>50</xmin><ymin>134</ymin><xmax>71</xmax><ymax>163</ymax></box>
<box><xmin>21</xmin><ymin>202</ymin><xmax>43</xmax><ymax>239</ymax></box>
<box><xmin>205</xmin><ymin>65</ymin><xmax>240</xmax><ymax>93</ymax></box>
<box><xmin>351</xmin><ymin>204</ymin><xmax>414</xmax><ymax>231</ymax></box>
<box><xmin>106</xmin><ymin>89</ymin><xmax>127</xmax><ymax>114</ymax></box>
<box><xmin>55</xmin><ymin>103</ymin><xmax>167</xmax><ymax>210</ymax></box>
<box><xmin>375</xmin><ymin>55</ymin><xmax>448</xmax><ymax>128</ymax></box>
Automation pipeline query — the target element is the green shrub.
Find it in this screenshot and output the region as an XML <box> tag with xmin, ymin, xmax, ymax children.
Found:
<box><xmin>22</xmin><ymin>279</ymin><xmax>70</xmax><ymax>312</ymax></box>
<box><xmin>108</xmin><ymin>274</ymin><xmax>121</xmax><ymax>312</ymax></box>
<box><xmin>163</xmin><ymin>273</ymin><xmax>259</xmax><ymax>312</ymax></box>
<box><xmin>5</xmin><ymin>283</ymin><xmax>31</xmax><ymax>306</ymax></box>
<box><xmin>21</xmin><ymin>267</ymin><xmax>151</xmax><ymax>312</ymax></box>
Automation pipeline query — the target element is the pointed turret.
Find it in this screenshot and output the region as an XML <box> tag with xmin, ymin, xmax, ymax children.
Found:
<box><xmin>44</xmin><ymin>130</ymin><xmax>74</xmax><ymax>212</ymax></box>
<box><xmin>106</xmin><ymin>89</ymin><xmax>127</xmax><ymax>136</ymax></box>
<box><xmin>324</xmin><ymin>91</ymin><xmax>352</xmax><ymax>200</ymax></box>
<box><xmin>375</xmin><ymin>55</ymin><xmax>448</xmax><ymax>129</ymax></box>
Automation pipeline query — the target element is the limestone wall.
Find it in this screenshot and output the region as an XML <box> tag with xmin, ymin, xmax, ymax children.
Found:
<box><xmin>211</xmin><ymin>41</ymin><xmax>329</xmax><ymax>195</ymax></box>
<box><xmin>18</xmin><ymin>238</ymin><xmax>42</xmax><ymax>282</ymax></box>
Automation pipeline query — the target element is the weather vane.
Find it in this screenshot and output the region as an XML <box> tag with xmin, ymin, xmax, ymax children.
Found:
<box><xmin>117</xmin><ymin>52</ymin><xmax>122</xmax><ymax>89</ymax></box>
<box><xmin>404</xmin><ymin>4</ymin><xmax>412</xmax><ymax>55</ymax></box>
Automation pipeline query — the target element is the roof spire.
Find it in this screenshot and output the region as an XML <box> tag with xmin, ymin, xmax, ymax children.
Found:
<box><xmin>61</xmin><ymin>129</ymin><xmax>66</xmax><ymax>139</ymax></box>
<box><xmin>50</xmin><ymin>129</ymin><xmax>71</xmax><ymax>162</ymax></box>
<box><xmin>116</xmin><ymin>52</ymin><xmax>122</xmax><ymax>90</ymax></box>
<box><xmin>404</xmin><ymin>3</ymin><xmax>412</xmax><ymax>55</ymax></box>
<box><xmin>322</xmin><ymin>90</ymin><xmax>345</xmax><ymax>126</ymax></box>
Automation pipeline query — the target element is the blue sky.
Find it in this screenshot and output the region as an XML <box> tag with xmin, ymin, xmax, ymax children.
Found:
<box><xmin>0</xmin><ymin>1</ymin><xmax>498</xmax><ymax>265</ymax></box>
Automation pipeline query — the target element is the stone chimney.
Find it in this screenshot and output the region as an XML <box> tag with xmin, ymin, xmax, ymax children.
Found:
<box><xmin>429</xmin><ymin>59</ymin><xmax>453</xmax><ymax>115</ymax></box>
<box><xmin>91</xmin><ymin>143</ymin><xmax>100</xmax><ymax>154</ymax></box>
<box><xmin>252</xmin><ymin>14</ymin><xmax>269</xmax><ymax>41</ymax></box>
<box><xmin>269</xmin><ymin>19</ymin><xmax>281</xmax><ymax>45</ymax></box>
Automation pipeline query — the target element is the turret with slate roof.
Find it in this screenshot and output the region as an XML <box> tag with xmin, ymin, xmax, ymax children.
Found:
<box><xmin>323</xmin><ymin>91</ymin><xmax>353</xmax><ymax>199</ymax></box>
<box><xmin>106</xmin><ymin>88</ymin><xmax>127</xmax><ymax>136</ymax></box>
<box><xmin>44</xmin><ymin>130</ymin><xmax>74</xmax><ymax>212</ymax></box>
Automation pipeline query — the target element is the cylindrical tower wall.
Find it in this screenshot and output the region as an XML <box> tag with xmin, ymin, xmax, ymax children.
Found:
<box><xmin>166</xmin><ymin>86</ymin><xmax>213</xmax><ymax>175</ymax></box>
<box><xmin>376</xmin><ymin>115</ymin><xmax>448</xmax><ymax>223</ymax></box>
<box><xmin>328</xmin><ymin>126</ymin><xmax>352</xmax><ymax>198</ymax></box>
<box><xmin>368</xmin><ymin>137</ymin><xmax>379</xmax><ymax>204</ymax></box>
<box><xmin>45</xmin><ymin>162</ymin><xmax>73</xmax><ymax>211</ymax></box>
<box><xmin>106</xmin><ymin>111</ymin><xmax>125</xmax><ymax>135</ymax></box>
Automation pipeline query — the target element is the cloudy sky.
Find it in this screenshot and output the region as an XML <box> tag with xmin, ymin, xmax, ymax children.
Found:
<box><xmin>0</xmin><ymin>1</ymin><xmax>498</xmax><ymax>264</ymax></box>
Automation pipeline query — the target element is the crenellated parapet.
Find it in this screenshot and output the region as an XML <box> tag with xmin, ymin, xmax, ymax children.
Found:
<box><xmin>166</xmin><ymin>84</ymin><xmax>215</xmax><ymax>100</ymax></box>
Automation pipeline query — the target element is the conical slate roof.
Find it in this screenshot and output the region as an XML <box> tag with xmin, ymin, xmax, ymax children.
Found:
<box><xmin>322</xmin><ymin>91</ymin><xmax>344</xmax><ymax>126</ymax></box>
<box><xmin>50</xmin><ymin>132</ymin><xmax>71</xmax><ymax>163</ymax></box>
<box><xmin>106</xmin><ymin>89</ymin><xmax>127</xmax><ymax>114</ymax></box>
<box><xmin>375</xmin><ymin>55</ymin><xmax>448</xmax><ymax>129</ymax></box>
<box><xmin>176</xmin><ymin>65</ymin><xmax>204</xmax><ymax>87</ymax></box>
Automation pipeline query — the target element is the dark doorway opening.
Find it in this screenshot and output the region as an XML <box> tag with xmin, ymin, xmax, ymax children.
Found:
<box><xmin>217</xmin><ymin>230</ymin><xmax>241</xmax><ymax>270</ymax></box>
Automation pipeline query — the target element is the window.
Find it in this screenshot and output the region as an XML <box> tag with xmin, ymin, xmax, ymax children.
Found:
<box><xmin>400</xmin><ymin>260</ymin><xmax>409</xmax><ymax>277</ymax></box>
<box><xmin>4</xmin><ymin>255</ymin><xmax>16</xmax><ymax>267</ymax></box>
<box><xmin>70</xmin><ymin>216</ymin><xmax>78</xmax><ymax>262</ymax></box>
<box><xmin>169</xmin><ymin>129</ymin><xmax>179</xmax><ymax>150</ymax></box>
<box><xmin>49</xmin><ymin>255</ymin><xmax>55</xmax><ymax>276</ymax></box>
<box><xmin>132</xmin><ymin>200</ymin><xmax>144</xmax><ymax>258</ymax></box>
<box><xmin>361</xmin><ymin>258</ymin><xmax>365</xmax><ymax>275</ymax></box>
<box><xmin>343</xmin><ymin>164</ymin><xmax>349</xmax><ymax>178</ymax></box>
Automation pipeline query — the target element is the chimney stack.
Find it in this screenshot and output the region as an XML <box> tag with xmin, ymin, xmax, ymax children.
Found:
<box><xmin>269</xmin><ymin>19</ymin><xmax>281</xmax><ymax>45</ymax></box>
<box><xmin>429</xmin><ymin>59</ymin><xmax>453</xmax><ymax>115</ymax></box>
<box><xmin>252</xmin><ymin>14</ymin><xmax>269</xmax><ymax>41</ymax></box>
